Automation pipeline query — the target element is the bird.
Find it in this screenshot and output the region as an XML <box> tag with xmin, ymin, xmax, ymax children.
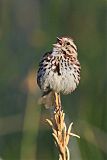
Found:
<box><xmin>37</xmin><ymin>37</ymin><xmax>81</xmax><ymax>108</ymax></box>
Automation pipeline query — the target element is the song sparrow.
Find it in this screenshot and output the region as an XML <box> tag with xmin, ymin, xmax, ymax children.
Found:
<box><xmin>37</xmin><ymin>37</ymin><xmax>81</xmax><ymax>108</ymax></box>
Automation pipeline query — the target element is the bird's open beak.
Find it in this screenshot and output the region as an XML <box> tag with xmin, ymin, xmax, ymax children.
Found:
<box><xmin>53</xmin><ymin>37</ymin><xmax>62</xmax><ymax>48</ymax></box>
<box><xmin>57</xmin><ymin>37</ymin><xmax>62</xmax><ymax>41</ymax></box>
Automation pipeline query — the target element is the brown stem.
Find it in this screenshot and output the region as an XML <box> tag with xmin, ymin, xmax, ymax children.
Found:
<box><xmin>62</xmin><ymin>150</ymin><xmax>66</xmax><ymax>160</ymax></box>
<box><xmin>46</xmin><ymin>92</ymin><xmax>80</xmax><ymax>160</ymax></box>
<box><xmin>54</xmin><ymin>92</ymin><xmax>67</xmax><ymax>160</ymax></box>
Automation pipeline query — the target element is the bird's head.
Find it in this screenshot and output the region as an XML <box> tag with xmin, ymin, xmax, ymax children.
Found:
<box><xmin>53</xmin><ymin>37</ymin><xmax>78</xmax><ymax>57</ymax></box>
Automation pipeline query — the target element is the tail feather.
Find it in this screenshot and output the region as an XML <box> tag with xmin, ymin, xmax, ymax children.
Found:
<box><xmin>39</xmin><ymin>91</ymin><xmax>55</xmax><ymax>108</ymax></box>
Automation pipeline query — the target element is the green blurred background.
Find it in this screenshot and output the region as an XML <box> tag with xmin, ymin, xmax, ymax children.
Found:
<box><xmin>0</xmin><ymin>0</ymin><xmax>107</xmax><ymax>159</ymax></box>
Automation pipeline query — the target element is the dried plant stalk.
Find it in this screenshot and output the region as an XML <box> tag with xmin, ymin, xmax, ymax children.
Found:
<box><xmin>46</xmin><ymin>92</ymin><xmax>80</xmax><ymax>160</ymax></box>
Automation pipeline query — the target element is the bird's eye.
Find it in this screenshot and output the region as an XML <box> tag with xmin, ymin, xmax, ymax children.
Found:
<box><xmin>66</xmin><ymin>42</ymin><xmax>70</xmax><ymax>45</ymax></box>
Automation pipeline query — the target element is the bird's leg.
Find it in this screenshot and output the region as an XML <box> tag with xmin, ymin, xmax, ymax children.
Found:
<box><xmin>54</xmin><ymin>92</ymin><xmax>59</xmax><ymax>111</ymax></box>
<box><xmin>54</xmin><ymin>92</ymin><xmax>62</xmax><ymax>110</ymax></box>
<box><xmin>54</xmin><ymin>92</ymin><xmax>62</xmax><ymax>126</ymax></box>
<box><xmin>58</xmin><ymin>93</ymin><xmax>62</xmax><ymax>109</ymax></box>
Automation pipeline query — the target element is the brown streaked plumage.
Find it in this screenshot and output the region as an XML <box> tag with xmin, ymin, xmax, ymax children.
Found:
<box><xmin>37</xmin><ymin>37</ymin><xmax>81</xmax><ymax>108</ymax></box>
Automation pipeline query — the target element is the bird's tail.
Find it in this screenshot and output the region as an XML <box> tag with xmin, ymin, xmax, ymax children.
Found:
<box><xmin>39</xmin><ymin>91</ymin><xmax>55</xmax><ymax>108</ymax></box>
